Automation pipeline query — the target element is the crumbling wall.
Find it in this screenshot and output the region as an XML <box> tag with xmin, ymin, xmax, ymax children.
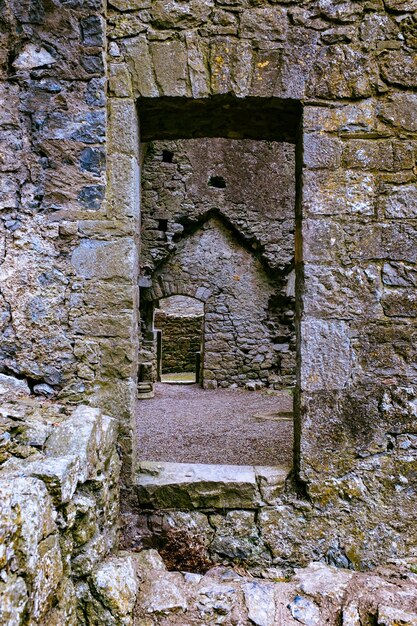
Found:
<box><xmin>0</xmin><ymin>392</ymin><xmax>120</xmax><ymax>624</ymax></box>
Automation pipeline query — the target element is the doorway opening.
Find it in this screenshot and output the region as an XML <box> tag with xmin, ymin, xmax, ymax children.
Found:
<box><xmin>136</xmin><ymin>96</ymin><xmax>301</xmax><ymax>477</ymax></box>
<box><xmin>154</xmin><ymin>295</ymin><xmax>204</xmax><ymax>384</ymax></box>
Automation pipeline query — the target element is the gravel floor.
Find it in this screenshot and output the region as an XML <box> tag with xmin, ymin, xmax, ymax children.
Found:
<box><xmin>136</xmin><ymin>383</ymin><xmax>294</xmax><ymax>466</ymax></box>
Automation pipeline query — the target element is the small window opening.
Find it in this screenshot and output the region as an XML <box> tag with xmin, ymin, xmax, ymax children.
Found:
<box><xmin>208</xmin><ymin>175</ymin><xmax>226</xmax><ymax>189</ymax></box>
<box><xmin>162</xmin><ymin>149</ymin><xmax>174</xmax><ymax>163</ymax></box>
<box><xmin>158</xmin><ymin>219</ymin><xmax>168</xmax><ymax>231</ymax></box>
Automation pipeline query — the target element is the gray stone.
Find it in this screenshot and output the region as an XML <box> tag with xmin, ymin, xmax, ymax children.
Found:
<box><xmin>378</xmin><ymin>605</ymin><xmax>417</xmax><ymax>626</ymax></box>
<box><xmin>243</xmin><ymin>582</ymin><xmax>276</xmax><ymax>626</ymax></box>
<box><xmin>300</xmin><ymin>319</ymin><xmax>352</xmax><ymax>391</ymax></box>
<box><xmin>0</xmin><ymin>373</ymin><xmax>30</xmax><ymax>397</ymax></box>
<box><xmin>33</xmin><ymin>383</ymin><xmax>56</xmax><ymax>398</ymax></box>
<box><xmin>138</xmin><ymin>571</ymin><xmax>187</xmax><ymax>615</ymax></box>
<box><xmin>135</xmin><ymin>461</ymin><xmax>260</xmax><ymax>509</ymax></box>
<box><xmin>71</xmin><ymin>239</ymin><xmax>136</xmax><ymax>280</ymax></box>
<box><xmin>13</xmin><ymin>44</ymin><xmax>56</xmax><ymax>70</ymax></box>
<box><xmin>91</xmin><ymin>555</ymin><xmax>138</xmax><ymax>619</ymax></box>
<box><xmin>288</xmin><ymin>595</ymin><xmax>321</xmax><ymax>626</ymax></box>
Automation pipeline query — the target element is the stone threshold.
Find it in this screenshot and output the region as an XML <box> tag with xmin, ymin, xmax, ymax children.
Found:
<box><xmin>135</xmin><ymin>461</ymin><xmax>290</xmax><ymax>510</ymax></box>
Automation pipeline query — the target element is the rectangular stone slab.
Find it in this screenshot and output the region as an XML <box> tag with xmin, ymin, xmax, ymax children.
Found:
<box><xmin>135</xmin><ymin>461</ymin><xmax>288</xmax><ymax>509</ymax></box>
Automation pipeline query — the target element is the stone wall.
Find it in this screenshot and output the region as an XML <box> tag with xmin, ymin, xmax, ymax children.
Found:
<box><xmin>0</xmin><ymin>389</ymin><xmax>120</xmax><ymax>624</ymax></box>
<box><xmin>154</xmin><ymin>310</ymin><xmax>203</xmax><ymax>374</ymax></box>
<box><xmin>140</xmin><ymin>138</ymin><xmax>296</xmax><ymax>388</ymax></box>
<box><xmin>145</xmin><ymin>215</ymin><xmax>295</xmax><ymax>388</ymax></box>
<box><xmin>111</xmin><ymin>0</ymin><xmax>417</xmax><ymax>567</ymax></box>
<box><xmin>0</xmin><ymin>0</ymin><xmax>416</xmax><ymax>600</ymax></box>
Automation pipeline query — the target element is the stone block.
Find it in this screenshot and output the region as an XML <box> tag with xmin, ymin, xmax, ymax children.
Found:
<box><xmin>379</xmin><ymin>51</ymin><xmax>417</xmax><ymax>88</ymax></box>
<box><xmin>45</xmin><ymin>405</ymin><xmax>102</xmax><ymax>482</ymax></box>
<box><xmin>303</xmin><ymin>169</ymin><xmax>375</xmax><ymax>216</ymax></box>
<box><xmin>123</xmin><ymin>36</ymin><xmax>159</xmax><ymax>98</ymax></box>
<box><xmin>91</xmin><ymin>555</ymin><xmax>138</xmax><ymax>620</ymax></box>
<box><xmin>150</xmin><ymin>0</ymin><xmax>213</xmax><ymax>29</ymax></box>
<box><xmin>382</xmin><ymin>262</ymin><xmax>417</xmax><ymax>288</ymax></box>
<box><xmin>150</xmin><ymin>40</ymin><xmax>189</xmax><ymax>97</ymax></box>
<box><xmin>13</xmin><ymin>44</ymin><xmax>56</xmax><ymax>71</ymax></box>
<box><xmin>79</xmin><ymin>147</ymin><xmax>106</xmax><ymax>176</ymax></box>
<box><xmin>108</xmin><ymin>98</ymin><xmax>139</xmax><ymax>157</ymax></box>
<box><xmin>137</xmin><ymin>571</ymin><xmax>187</xmax><ymax>616</ymax></box>
<box><xmin>108</xmin><ymin>13</ymin><xmax>147</xmax><ymax>41</ymax></box>
<box><xmin>302</xmin><ymin>219</ymin><xmax>345</xmax><ymax>263</ymax></box>
<box><xmin>71</xmin><ymin>238</ymin><xmax>136</xmax><ymax>280</ymax></box>
<box><xmin>80</xmin><ymin>16</ymin><xmax>104</xmax><ymax>47</ymax></box>
<box><xmin>378</xmin><ymin>605</ymin><xmax>417</xmax><ymax>626</ymax></box>
<box><xmin>0</xmin><ymin>176</ymin><xmax>19</xmax><ymax>209</ymax></box>
<box><xmin>300</xmin><ymin>319</ymin><xmax>352</xmax><ymax>391</ymax></box>
<box><xmin>249</xmin><ymin>48</ymin><xmax>282</xmax><ymax>98</ymax></box>
<box><xmin>380</xmin><ymin>184</ymin><xmax>417</xmax><ymax>219</ymax></box>
<box><xmin>303</xmin><ymin>101</ymin><xmax>378</xmax><ymax>135</ymax></box>
<box><xmin>108</xmin><ymin>0</ymin><xmax>151</xmax><ymax>9</ymax></box>
<box><xmin>303</xmin><ymin>264</ymin><xmax>383</xmax><ymax>319</ymax></box>
<box><xmin>382</xmin><ymin>289</ymin><xmax>417</xmax><ymax>318</ymax></box>
<box><xmin>135</xmin><ymin>461</ymin><xmax>260</xmax><ymax>509</ymax></box>
<box><xmin>72</xmin><ymin>312</ymin><xmax>135</xmax><ymax>338</ymax></box>
<box><xmin>0</xmin><ymin>84</ymin><xmax>20</xmax><ymax>126</ymax></box>
<box><xmin>0</xmin><ymin>577</ymin><xmax>28</xmax><ymax>624</ymax></box>
<box><xmin>185</xmin><ymin>32</ymin><xmax>210</xmax><ymax>98</ymax></box>
<box><xmin>255</xmin><ymin>466</ymin><xmax>289</xmax><ymax>505</ymax></box>
<box><xmin>343</xmin><ymin>140</ymin><xmax>414</xmax><ymax>172</ymax></box>
<box><xmin>307</xmin><ymin>45</ymin><xmax>376</xmax><ymax>99</ymax></box>
<box><xmin>354</xmin><ymin>322</ymin><xmax>417</xmax><ymax>383</ymax></box>
<box><xmin>82</xmin><ymin>281</ymin><xmax>134</xmax><ymax>309</ymax></box>
<box><xmin>240</xmin><ymin>7</ymin><xmax>287</xmax><ymax>41</ymax></box>
<box><xmin>108</xmin><ymin>153</ymin><xmax>140</xmax><ymax>218</ymax></box>
<box><xmin>0</xmin><ymin>373</ymin><xmax>30</xmax><ymax>398</ymax></box>
<box><xmin>303</xmin><ymin>133</ymin><xmax>342</xmax><ymax>170</ymax></box>
<box><xmin>243</xmin><ymin>582</ymin><xmax>276</xmax><ymax>626</ymax></box>
<box><xmin>108</xmin><ymin>63</ymin><xmax>132</xmax><ymax>98</ymax></box>
<box><xmin>378</xmin><ymin>93</ymin><xmax>417</xmax><ymax>133</ymax></box>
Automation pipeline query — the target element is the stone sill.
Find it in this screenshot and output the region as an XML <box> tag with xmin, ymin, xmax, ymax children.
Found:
<box><xmin>135</xmin><ymin>461</ymin><xmax>290</xmax><ymax>510</ymax></box>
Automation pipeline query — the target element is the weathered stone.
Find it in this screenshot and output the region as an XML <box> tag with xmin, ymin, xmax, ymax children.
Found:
<box><xmin>243</xmin><ymin>582</ymin><xmax>276</xmax><ymax>626</ymax></box>
<box><xmin>378</xmin><ymin>605</ymin><xmax>417</xmax><ymax>626</ymax></box>
<box><xmin>151</xmin><ymin>0</ymin><xmax>213</xmax><ymax>29</ymax></box>
<box><xmin>300</xmin><ymin>319</ymin><xmax>352</xmax><ymax>391</ymax></box>
<box><xmin>13</xmin><ymin>44</ymin><xmax>56</xmax><ymax>70</ymax></box>
<box><xmin>378</xmin><ymin>94</ymin><xmax>417</xmax><ymax>133</ymax></box>
<box><xmin>380</xmin><ymin>51</ymin><xmax>417</xmax><ymax>88</ymax></box>
<box><xmin>91</xmin><ymin>556</ymin><xmax>138</xmax><ymax>619</ymax></box>
<box><xmin>123</xmin><ymin>36</ymin><xmax>159</xmax><ymax>98</ymax></box>
<box><xmin>303</xmin><ymin>133</ymin><xmax>342</xmax><ymax>170</ymax></box>
<box><xmin>288</xmin><ymin>595</ymin><xmax>321</xmax><ymax>625</ymax></box>
<box><xmin>0</xmin><ymin>373</ymin><xmax>30</xmax><ymax>397</ymax></box>
<box><xmin>71</xmin><ymin>239</ymin><xmax>136</xmax><ymax>280</ymax></box>
<box><xmin>307</xmin><ymin>45</ymin><xmax>376</xmax><ymax>99</ymax></box>
<box><xmin>380</xmin><ymin>184</ymin><xmax>417</xmax><ymax>219</ymax></box>
<box><xmin>240</xmin><ymin>7</ymin><xmax>287</xmax><ymax>41</ymax></box>
<box><xmin>137</xmin><ymin>571</ymin><xmax>187</xmax><ymax>615</ymax></box>
<box><xmin>150</xmin><ymin>40</ymin><xmax>189</xmax><ymax>97</ymax></box>
<box><xmin>135</xmin><ymin>462</ymin><xmax>260</xmax><ymax>509</ymax></box>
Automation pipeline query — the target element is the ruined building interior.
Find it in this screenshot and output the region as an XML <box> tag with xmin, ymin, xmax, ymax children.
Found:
<box><xmin>1</xmin><ymin>0</ymin><xmax>417</xmax><ymax>624</ymax></box>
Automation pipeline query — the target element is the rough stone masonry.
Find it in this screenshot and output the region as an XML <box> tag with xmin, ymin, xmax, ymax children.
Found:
<box><xmin>0</xmin><ymin>0</ymin><xmax>417</xmax><ymax>623</ymax></box>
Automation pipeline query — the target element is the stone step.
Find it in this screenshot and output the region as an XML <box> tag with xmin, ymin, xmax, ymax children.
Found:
<box><xmin>134</xmin><ymin>461</ymin><xmax>289</xmax><ymax>509</ymax></box>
